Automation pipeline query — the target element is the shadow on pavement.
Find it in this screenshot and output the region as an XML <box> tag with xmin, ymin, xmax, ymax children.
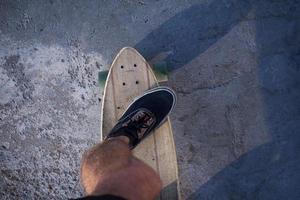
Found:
<box><xmin>188</xmin><ymin>1</ymin><xmax>300</xmax><ymax>199</ymax></box>
<box><xmin>135</xmin><ymin>0</ymin><xmax>251</xmax><ymax>70</ymax></box>
<box><xmin>136</xmin><ymin>0</ymin><xmax>300</xmax><ymax>199</ymax></box>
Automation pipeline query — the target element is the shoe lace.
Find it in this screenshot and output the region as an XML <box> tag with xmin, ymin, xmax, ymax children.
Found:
<box><xmin>123</xmin><ymin>114</ymin><xmax>151</xmax><ymax>139</ymax></box>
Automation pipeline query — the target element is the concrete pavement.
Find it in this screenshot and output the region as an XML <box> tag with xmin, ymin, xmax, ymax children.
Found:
<box><xmin>1</xmin><ymin>0</ymin><xmax>299</xmax><ymax>199</ymax></box>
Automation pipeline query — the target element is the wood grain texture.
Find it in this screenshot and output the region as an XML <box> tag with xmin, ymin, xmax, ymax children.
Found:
<box><xmin>101</xmin><ymin>47</ymin><xmax>179</xmax><ymax>199</ymax></box>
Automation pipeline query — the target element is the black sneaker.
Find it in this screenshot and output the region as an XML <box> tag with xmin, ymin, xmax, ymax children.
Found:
<box><xmin>105</xmin><ymin>86</ymin><xmax>176</xmax><ymax>149</ymax></box>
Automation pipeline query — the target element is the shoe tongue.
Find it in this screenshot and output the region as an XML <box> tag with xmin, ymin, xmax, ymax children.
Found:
<box><xmin>123</xmin><ymin>126</ymin><xmax>138</xmax><ymax>137</ymax></box>
<box><xmin>122</xmin><ymin>126</ymin><xmax>139</xmax><ymax>147</ymax></box>
<box><xmin>120</xmin><ymin>109</ymin><xmax>156</xmax><ymax>148</ymax></box>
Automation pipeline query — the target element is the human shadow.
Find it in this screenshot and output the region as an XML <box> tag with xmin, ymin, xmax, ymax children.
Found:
<box><xmin>187</xmin><ymin>1</ymin><xmax>300</xmax><ymax>199</ymax></box>
<box><xmin>187</xmin><ymin>138</ymin><xmax>300</xmax><ymax>199</ymax></box>
<box><xmin>135</xmin><ymin>0</ymin><xmax>252</xmax><ymax>70</ymax></box>
<box><xmin>135</xmin><ymin>0</ymin><xmax>300</xmax><ymax>199</ymax></box>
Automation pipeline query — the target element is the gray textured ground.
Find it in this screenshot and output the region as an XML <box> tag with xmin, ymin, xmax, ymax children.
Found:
<box><xmin>1</xmin><ymin>0</ymin><xmax>300</xmax><ymax>199</ymax></box>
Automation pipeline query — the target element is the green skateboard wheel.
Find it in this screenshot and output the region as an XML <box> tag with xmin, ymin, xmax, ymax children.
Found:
<box><xmin>98</xmin><ymin>70</ymin><xmax>109</xmax><ymax>89</ymax></box>
<box><xmin>153</xmin><ymin>61</ymin><xmax>168</xmax><ymax>82</ymax></box>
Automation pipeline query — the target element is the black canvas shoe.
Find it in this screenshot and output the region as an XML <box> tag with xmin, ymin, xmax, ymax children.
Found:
<box><xmin>105</xmin><ymin>86</ymin><xmax>176</xmax><ymax>149</ymax></box>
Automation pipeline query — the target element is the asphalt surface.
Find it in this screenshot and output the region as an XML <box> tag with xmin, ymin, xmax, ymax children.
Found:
<box><xmin>0</xmin><ymin>0</ymin><xmax>300</xmax><ymax>199</ymax></box>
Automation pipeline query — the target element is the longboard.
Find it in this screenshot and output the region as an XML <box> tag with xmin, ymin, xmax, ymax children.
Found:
<box><xmin>100</xmin><ymin>47</ymin><xmax>179</xmax><ymax>199</ymax></box>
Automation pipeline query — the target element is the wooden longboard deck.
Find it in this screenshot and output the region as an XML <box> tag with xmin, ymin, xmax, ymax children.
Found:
<box><xmin>101</xmin><ymin>47</ymin><xmax>179</xmax><ymax>199</ymax></box>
